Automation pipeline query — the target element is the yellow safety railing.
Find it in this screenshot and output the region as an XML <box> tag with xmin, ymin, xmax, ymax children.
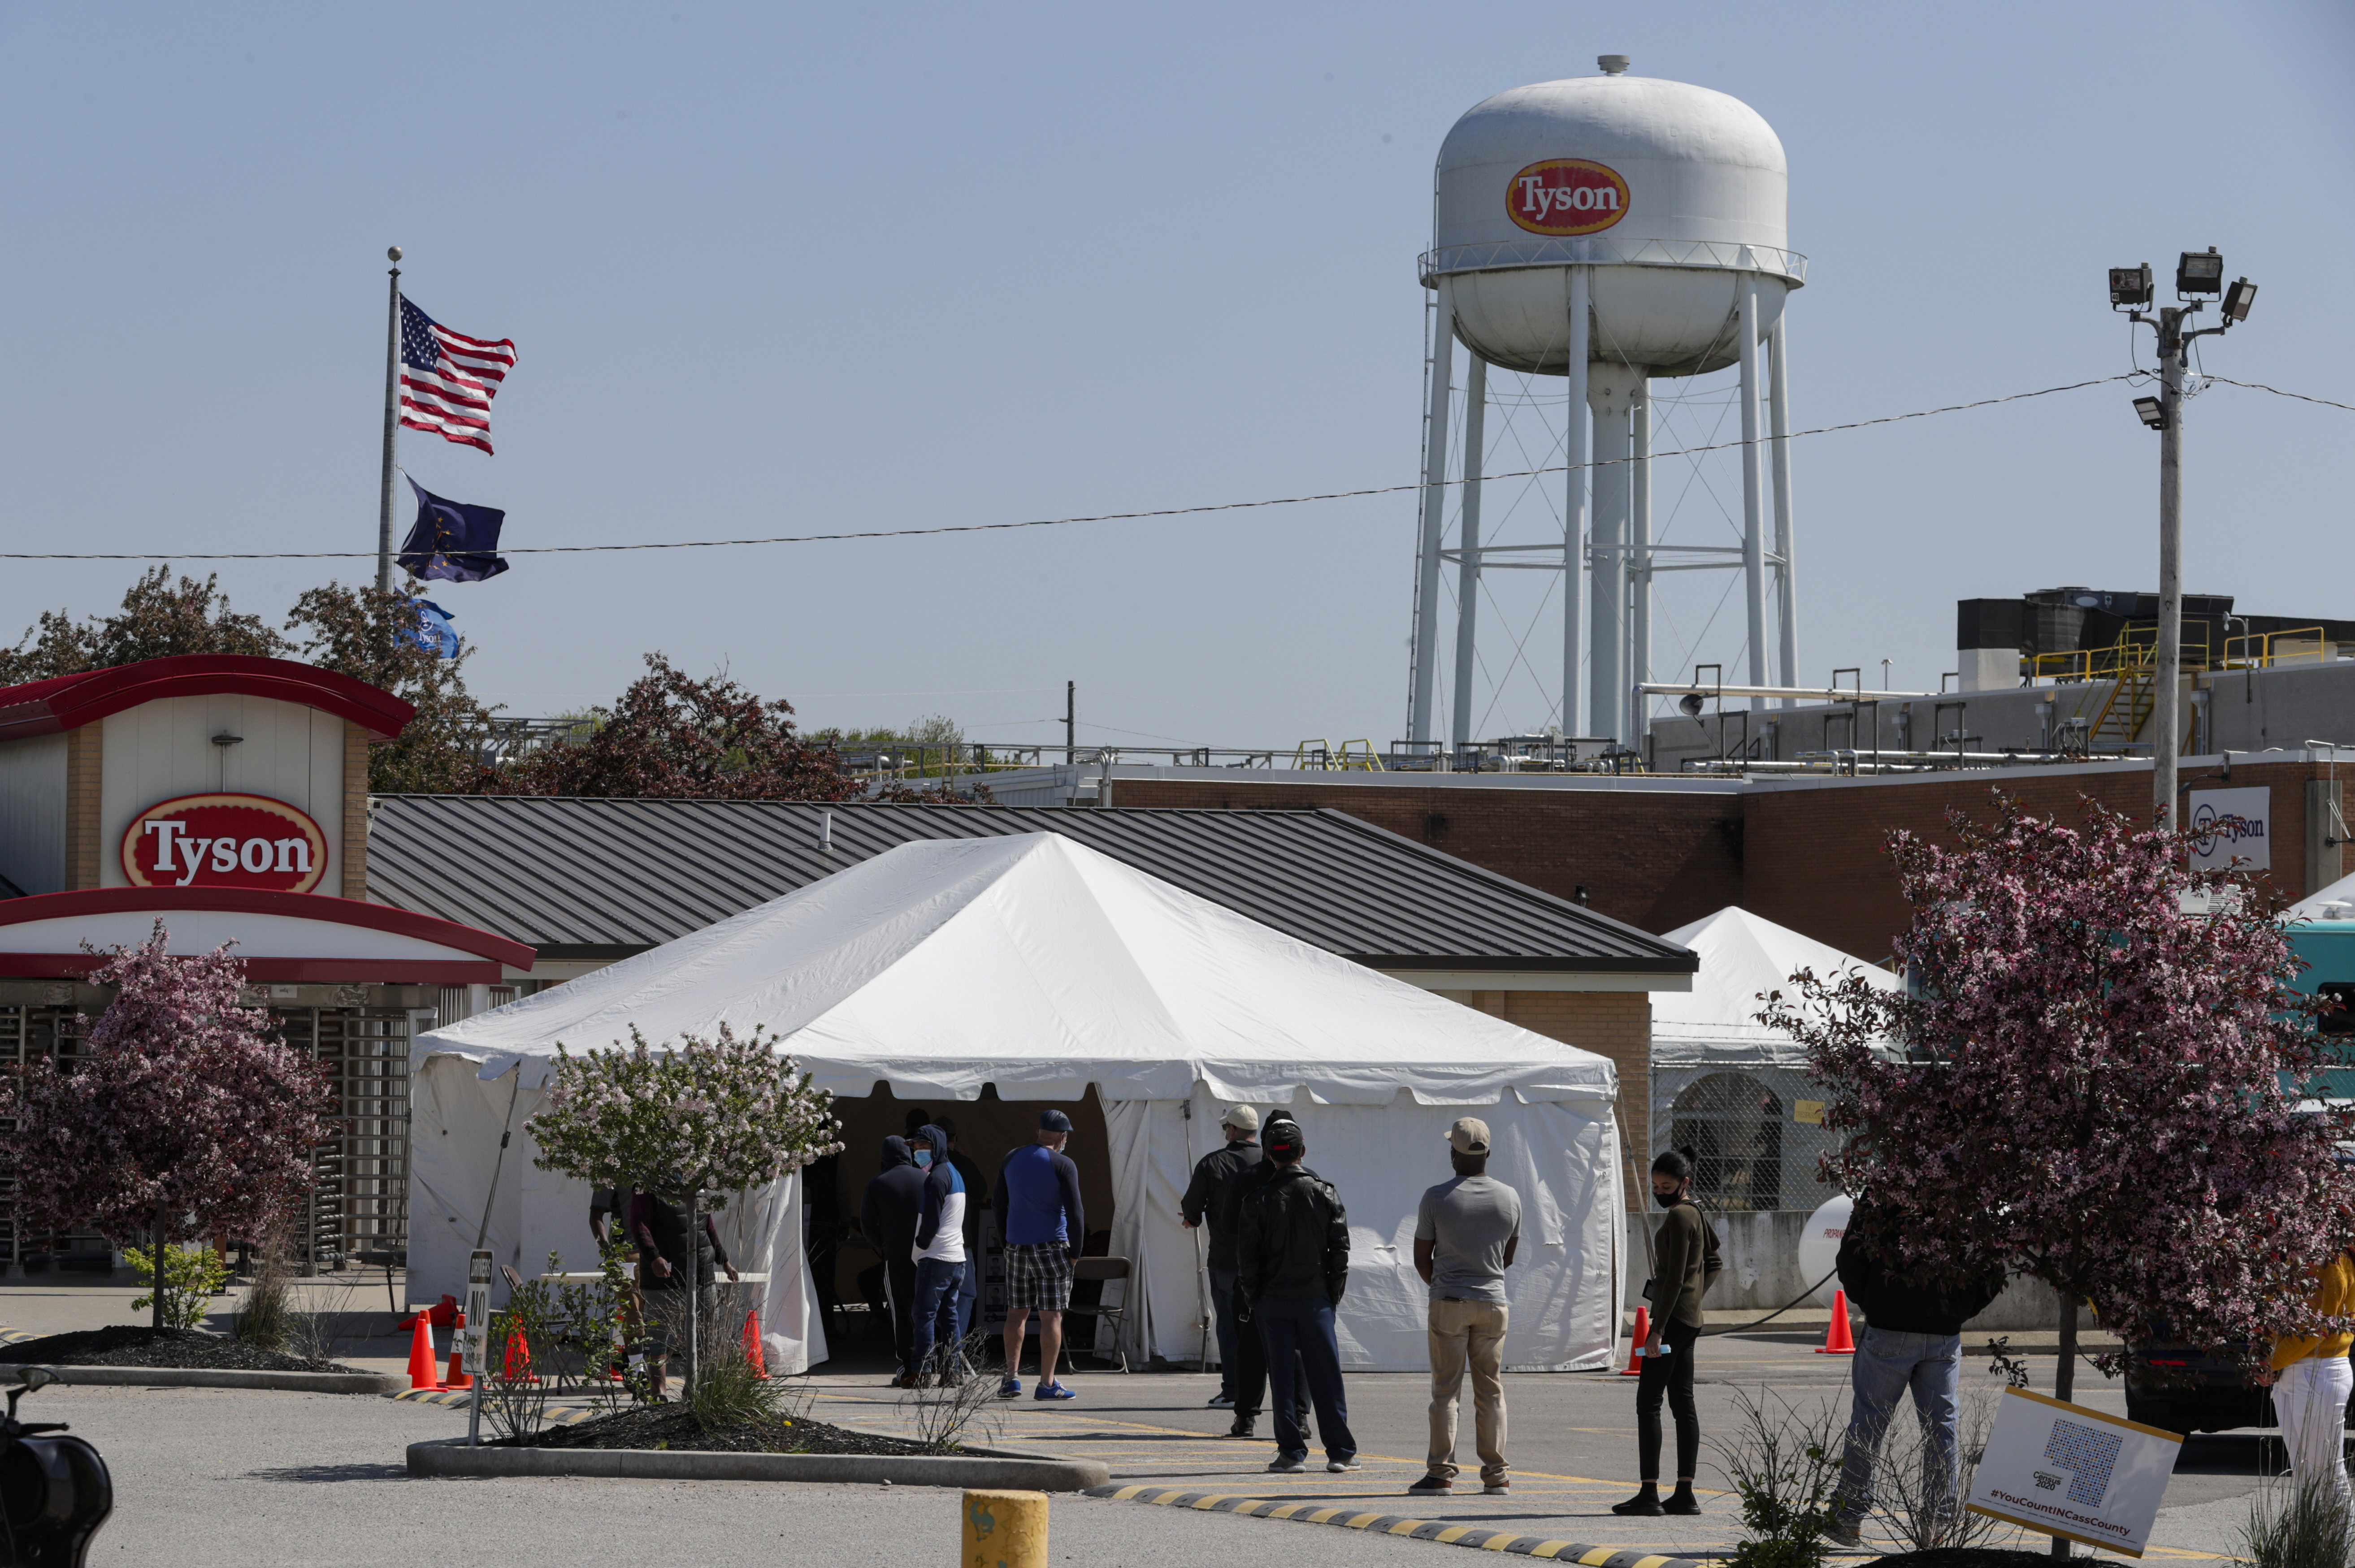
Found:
<box><xmin>1333</xmin><ymin>740</ymin><xmax>1384</xmax><ymax>771</ymax></box>
<box><xmin>2223</xmin><ymin>626</ymin><xmax>2332</xmax><ymax>669</ymax></box>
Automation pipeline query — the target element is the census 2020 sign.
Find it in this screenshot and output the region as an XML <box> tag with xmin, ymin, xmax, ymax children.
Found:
<box><xmin>1505</xmin><ymin>158</ymin><xmax>1630</xmax><ymax>236</ymax></box>
<box><xmin>1966</xmin><ymin>1387</ymin><xmax>2181</xmax><ymax>1557</ymax></box>
<box><xmin>120</xmin><ymin>794</ymin><xmax>328</xmax><ymax>895</ymax></box>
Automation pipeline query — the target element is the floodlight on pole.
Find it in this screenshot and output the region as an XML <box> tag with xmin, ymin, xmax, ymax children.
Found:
<box><xmin>2113</xmin><ymin>240</ymin><xmax>2257</xmax><ymax>830</ymax></box>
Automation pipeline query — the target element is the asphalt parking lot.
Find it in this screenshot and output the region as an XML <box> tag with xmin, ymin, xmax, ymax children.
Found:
<box><xmin>0</xmin><ymin>1282</ymin><xmax>2305</xmax><ymax>1567</ymax></box>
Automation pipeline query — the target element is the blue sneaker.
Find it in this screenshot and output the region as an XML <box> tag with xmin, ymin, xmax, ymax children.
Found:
<box><xmin>1034</xmin><ymin>1381</ymin><xmax>1079</xmax><ymax>1401</ymax></box>
<box><xmin>998</xmin><ymin>1377</ymin><xmax>1022</xmax><ymax>1399</ymax></box>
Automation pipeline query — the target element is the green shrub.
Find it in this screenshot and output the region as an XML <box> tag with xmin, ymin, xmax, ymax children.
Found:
<box><xmin>125</xmin><ymin>1243</ymin><xmax>231</xmax><ymax>1331</ymax></box>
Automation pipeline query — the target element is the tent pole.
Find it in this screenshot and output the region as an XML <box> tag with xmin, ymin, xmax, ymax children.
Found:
<box><xmin>473</xmin><ymin>1065</ymin><xmax>524</xmax><ymax>1254</ymax></box>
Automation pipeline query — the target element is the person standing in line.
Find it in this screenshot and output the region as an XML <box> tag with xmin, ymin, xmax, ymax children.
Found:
<box><xmin>932</xmin><ymin>1115</ymin><xmax>988</xmax><ymax>1343</ymax></box>
<box><xmin>1409</xmin><ymin>1117</ymin><xmax>1522</xmax><ymax>1498</ymax></box>
<box><xmin>1614</xmin><ymin>1148</ymin><xmax>1721</xmax><ymax>1518</ymax></box>
<box><xmin>1182</xmin><ymin>1105</ymin><xmax>1263</xmax><ymax>1409</ymax></box>
<box><xmin>859</xmin><ymin>1135</ymin><xmax>926</xmax><ymax>1387</ymax></box>
<box><xmin>1219</xmin><ymin>1111</ymin><xmax>1311</xmax><ymax>1441</ymax></box>
<box><xmin>994</xmin><ymin>1109</ymin><xmax>1085</xmax><ymax>1402</ymax></box>
<box><xmin>1824</xmin><ymin>1197</ymin><xmax>2008</xmax><ymax>1546</ymax></box>
<box><xmin>2258</xmin><ymin>1239</ymin><xmax>2355</xmax><ymax>1515</ymax></box>
<box><xmin>628</xmin><ymin>1185</ymin><xmax>740</xmax><ymax>1401</ymax></box>
<box><xmin>906</xmin><ymin>1124</ymin><xmax>968</xmax><ymax>1386</ymax></box>
<box><xmin>1236</xmin><ymin>1118</ymin><xmax>1358</xmax><ymax>1475</ymax></box>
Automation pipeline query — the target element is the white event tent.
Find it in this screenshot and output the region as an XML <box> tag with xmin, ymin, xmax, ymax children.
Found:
<box><xmin>408</xmin><ymin>833</ymin><xmax>1625</xmax><ymax>1374</ymax></box>
<box><xmin>1648</xmin><ymin>907</ymin><xmax>1899</xmax><ymax>1139</ymax></box>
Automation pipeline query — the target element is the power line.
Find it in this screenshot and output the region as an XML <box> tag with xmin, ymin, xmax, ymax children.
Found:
<box><xmin>2202</xmin><ymin>376</ymin><xmax>2355</xmax><ymax>415</ymax></box>
<box><xmin>0</xmin><ymin>372</ymin><xmax>2203</xmax><ymax>562</ymax></box>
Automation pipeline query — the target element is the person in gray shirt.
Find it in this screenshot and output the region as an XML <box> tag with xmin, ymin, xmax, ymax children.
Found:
<box><xmin>1410</xmin><ymin>1116</ymin><xmax>1522</xmax><ymax>1497</ymax></box>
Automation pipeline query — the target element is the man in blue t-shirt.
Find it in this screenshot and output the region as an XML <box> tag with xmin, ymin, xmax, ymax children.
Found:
<box><xmin>993</xmin><ymin>1109</ymin><xmax>1086</xmax><ymax>1401</ymax></box>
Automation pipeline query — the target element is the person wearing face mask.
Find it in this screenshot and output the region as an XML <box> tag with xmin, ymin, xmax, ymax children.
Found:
<box><xmin>860</xmin><ymin>1135</ymin><xmax>926</xmax><ymax>1387</ymax></box>
<box><xmin>1614</xmin><ymin>1148</ymin><xmax>1721</xmax><ymax>1518</ymax></box>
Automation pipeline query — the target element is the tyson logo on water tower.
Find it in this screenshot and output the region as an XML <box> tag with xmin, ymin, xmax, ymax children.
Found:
<box><xmin>1506</xmin><ymin>159</ymin><xmax>1629</xmax><ymax>236</ymax></box>
<box><xmin>121</xmin><ymin>793</ymin><xmax>328</xmax><ymax>895</ymax></box>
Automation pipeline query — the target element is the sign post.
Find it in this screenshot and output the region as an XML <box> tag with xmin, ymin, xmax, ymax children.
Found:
<box><xmin>463</xmin><ymin>1250</ymin><xmax>493</xmax><ymax>1447</ymax></box>
<box><xmin>1966</xmin><ymin>1386</ymin><xmax>2182</xmax><ymax>1558</ymax></box>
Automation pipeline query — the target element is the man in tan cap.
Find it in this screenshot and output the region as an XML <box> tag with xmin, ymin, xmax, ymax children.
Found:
<box><xmin>1180</xmin><ymin>1105</ymin><xmax>1263</xmax><ymax>1409</ymax></box>
<box><xmin>1409</xmin><ymin>1115</ymin><xmax>1522</xmax><ymax>1496</ymax></box>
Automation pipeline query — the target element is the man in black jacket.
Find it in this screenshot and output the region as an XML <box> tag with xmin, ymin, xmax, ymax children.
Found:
<box><xmin>859</xmin><ymin>1136</ymin><xmax>927</xmax><ymax>1386</ymax></box>
<box><xmin>1219</xmin><ymin>1113</ymin><xmax>1312</xmax><ymax>1440</ymax></box>
<box><xmin>1181</xmin><ymin>1105</ymin><xmax>1262</xmax><ymax>1409</ymax></box>
<box><xmin>1826</xmin><ymin>1198</ymin><xmax>2008</xmax><ymax>1545</ymax></box>
<box><xmin>1236</xmin><ymin>1119</ymin><xmax>1359</xmax><ymax>1474</ymax></box>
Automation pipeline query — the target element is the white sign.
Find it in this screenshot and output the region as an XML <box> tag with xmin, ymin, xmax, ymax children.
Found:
<box><xmin>463</xmin><ymin>1250</ymin><xmax>493</xmax><ymax>1382</ymax></box>
<box><xmin>2187</xmin><ymin>786</ymin><xmax>2271</xmax><ymax>872</ymax></box>
<box><xmin>1966</xmin><ymin>1386</ymin><xmax>2182</xmax><ymax>1557</ymax></box>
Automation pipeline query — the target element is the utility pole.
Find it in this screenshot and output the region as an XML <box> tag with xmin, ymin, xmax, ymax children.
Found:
<box><xmin>2112</xmin><ymin>250</ymin><xmax>2255</xmax><ymax>832</ymax></box>
<box><xmin>2152</xmin><ymin>307</ymin><xmax>2184</xmax><ymax>828</ymax></box>
<box><xmin>1065</xmin><ymin>681</ymin><xmax>1076</xmax><ymax>759</ymax></box>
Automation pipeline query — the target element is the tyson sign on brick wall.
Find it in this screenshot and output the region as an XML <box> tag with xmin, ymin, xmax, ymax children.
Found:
<box><xmin>121</xmin><ymin>794</ymin><xmax>328</xmax><ymax>894</ymax></box>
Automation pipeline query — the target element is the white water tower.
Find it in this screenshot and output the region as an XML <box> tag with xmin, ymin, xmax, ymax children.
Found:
<box><xmin>1405</xmin><ymin>57</ymin><xmax>1805</xmax><ymax>748</ymax></box>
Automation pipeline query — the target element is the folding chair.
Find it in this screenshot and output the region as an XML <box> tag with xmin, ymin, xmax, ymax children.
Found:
<box><xmin>1065</xmin><ymin>1256</ymin><xmax>1133</xmax><ymax>1373</ymax></box>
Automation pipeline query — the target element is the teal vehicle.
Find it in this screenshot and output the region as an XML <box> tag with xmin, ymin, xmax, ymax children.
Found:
<box><xmin>2121</xmin><ymin>918</ymin><xmax>2355</xmax><ymax>1434</ymax></box>
<box><xmin>2286</xmin><ymin>919</ymin><xmax>2355</xmax><ymax>1090</ymax></box>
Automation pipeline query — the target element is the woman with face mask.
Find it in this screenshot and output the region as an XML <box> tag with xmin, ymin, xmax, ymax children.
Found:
<box><xmin>1614</xmin><ymin>1147</ymin><xmax>1721</xmax><ymax>1518</ymax></box>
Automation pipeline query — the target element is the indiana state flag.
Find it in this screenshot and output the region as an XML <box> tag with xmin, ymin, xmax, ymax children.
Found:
<box><xmin>399</xmin><ymin>477</ymin><xmax>511</xmax><ymax>582</ymax></box>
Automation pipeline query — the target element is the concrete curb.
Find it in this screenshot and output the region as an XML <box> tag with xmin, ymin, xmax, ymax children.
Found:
<box><xmin>1085</xmin><ymin>1485</ymin><xmax>1714</xmax><ymax>1566</ymax></box>
<box><xmin>0</xmin><ymin>1362</ymin><xmax>400</xmax><ymax>1395</ymax></box>
<box><xmin>407</xmin><ymin>1436</ymin><xmax>1109</xmax><ymax>1490</ymax></box>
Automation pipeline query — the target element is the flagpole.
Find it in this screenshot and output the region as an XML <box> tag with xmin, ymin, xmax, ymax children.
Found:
<box><xmin>378</xmin><ymin>245</ymin><xmax>403</xmax><ymax>593</ymax></box>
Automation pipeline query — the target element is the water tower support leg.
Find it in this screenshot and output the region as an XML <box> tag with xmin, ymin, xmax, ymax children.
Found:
<box><xmin>1408</xmin><ymin>290</ymin><xmax>1455</xmax><ymax>746</ymax></box>
<box><xmin>1563</xmin><ymin>268</ymin><xmax>1591</xmax><ymax>737</ymax></box>
<box><xmin>1631</xmin><ymin>380</ymin><xmax>1652</xmax><ymax>742</ymax></box>
<box><xmin>1451</xmin><ymin>356</ymin><xmax>1487</xmax><ymax>754</ymax></box>
<box><xmin>1737</xmin><ymin>274</ymin><xmax>1768</xmax><ymax>711</ymax></box>
<box><xmin>1769</xmin><ymin>312</ymin><xmax>1799</xmax><ymax>706</ymax></box>
<box><xmin>1590</xmin><ymin>392</ymin><xmax>1631</xmax><ymax>743</ymax></box>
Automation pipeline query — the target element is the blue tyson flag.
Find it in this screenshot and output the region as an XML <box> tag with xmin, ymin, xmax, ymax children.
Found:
<box><xmin>399</xmin><ymin>477</ymin><xmax>511</xmax><ymax>582</ymax></box>
<box><xmin>409</xmin><ymin>600</ymin><xmax>461</xmax><ymax>658</ymax></box>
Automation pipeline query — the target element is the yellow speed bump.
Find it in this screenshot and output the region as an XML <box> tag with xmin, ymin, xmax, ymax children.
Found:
<box><xmin>963</xmin><ymin>1489</ymin><xmax>1048</xmax><ymax>1568</ymax></box>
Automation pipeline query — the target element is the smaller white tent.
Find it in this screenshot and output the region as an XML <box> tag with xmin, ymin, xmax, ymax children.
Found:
<box><xmin>409</xmin><ymin>833</ymin><xmax>1625</xmax><ymax>1375</ymax></box>
<box><xmin>1648</xmin><ymin>908</ymin><xmax>1898</xmax><ymax>1186</ymax></box>
<box><xmin>1651</xmin><ymin>907</ymin><xmax>1898</xmax><ymax>1070</ymax></box>
<box><xmin>2290</xmin><ymin>871</ymin><xmax>2355</xmax><ymax>922</ymax></box>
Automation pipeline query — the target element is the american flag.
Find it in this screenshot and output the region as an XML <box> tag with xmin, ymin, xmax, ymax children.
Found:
<box><xmin>399</xmin><ymin>295</ymin><xmax>517</xmax><ymax>455</ymax></box>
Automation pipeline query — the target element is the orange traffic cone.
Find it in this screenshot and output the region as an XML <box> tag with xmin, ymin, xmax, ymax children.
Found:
<box><xmin>503</xmin><ymin>1326</ymin><xmax>540</xmax><ymax>1384</ymax></box>
<box><xmin>442</xmin><ymin>1311</ymin><xmax>473</xmax><ymax>1389</ymax></box>
<box><xmin>1618</xmin><ymin>1306</ymin><xmax>1652</xmax><ymax>1376</ymax></box>
<box><xmin>742</xmin><ymin>1310</ymin><xmax>768</xmax><ymax>1379</ymax></box>
<box><xmin>1817</xmin><ymin>1289</ymin><xmax>1857</xmax><ymax>1355</ymax></box>
<box><xmin>407</xmin><ymin>1313</ymin><xmax>442</xmax><ymax>1391</ymax></box>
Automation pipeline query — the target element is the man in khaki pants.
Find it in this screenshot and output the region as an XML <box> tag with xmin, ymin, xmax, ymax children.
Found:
<box><xmin>1409</xmin><ymin>1117</ymin><xmax>1522</xmax><ymax>1496</ymax></box>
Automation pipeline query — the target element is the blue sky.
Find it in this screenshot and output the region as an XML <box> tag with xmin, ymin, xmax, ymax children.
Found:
<box><xmin>2</xmin><ymin>1</ymin><xmax>2348</xmax><ymax>752</ymax></box>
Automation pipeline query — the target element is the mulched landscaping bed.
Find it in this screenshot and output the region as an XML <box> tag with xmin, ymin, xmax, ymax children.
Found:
<box><xmin>1865</xmin><ymin>1552</ymin><xmax>2071</xmax><ymax>1568</ymax></box>
<box><xmin>0</xmin><ymin>1325</ymin><xmax>362</xmax><ymax>1375</ymax></box>
<box><xmin>495</xmin><ymin>1403</ymin><xmax>935</xmax><ymax>1457</ymax></box>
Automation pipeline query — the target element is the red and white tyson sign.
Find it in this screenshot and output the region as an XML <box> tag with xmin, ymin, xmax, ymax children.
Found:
<box><xmin>1506</xmin><ymin>158</ymin><xmax>1630</xmax><ymax>236</ymax></box>
<box><xmin>121</xmin><ymin>793</ymin><xmax>327</xmax><ymax>894</ymax></box>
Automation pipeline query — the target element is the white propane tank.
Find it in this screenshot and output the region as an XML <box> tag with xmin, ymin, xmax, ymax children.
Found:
<box><xmin>1796</xmin><ymin>1193</ymin><xmax>1852</xmax><ymax>1308</ymax></box>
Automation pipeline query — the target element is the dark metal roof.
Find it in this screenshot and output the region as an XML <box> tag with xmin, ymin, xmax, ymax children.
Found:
<box><xmin>364</xmin><ymin>797</ymin><xmax>1695</xmax><ymax>975</ymax></box>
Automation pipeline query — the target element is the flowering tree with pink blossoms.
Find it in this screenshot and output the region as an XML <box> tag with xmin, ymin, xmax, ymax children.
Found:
<box><xmin>529</xmin><ymin>1022</ymin><xmax>841</xmax><ymax>1386</ymax></box>
<box><xmin>0</xmin><ymin>923</ymin><xmax>334</xmax><ymax>1330</ymax></box>
<box><xmin>1763</xmin><ymin>793</ymin><xmax>2354</xmax><ymax>1404</ymax></box>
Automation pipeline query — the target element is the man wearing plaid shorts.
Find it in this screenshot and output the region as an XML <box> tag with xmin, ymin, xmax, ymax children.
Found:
<box><xmin>995</xmin><ymin>1109</ymin><xmax>1087</xmax><ymax>1401</ymax></box>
